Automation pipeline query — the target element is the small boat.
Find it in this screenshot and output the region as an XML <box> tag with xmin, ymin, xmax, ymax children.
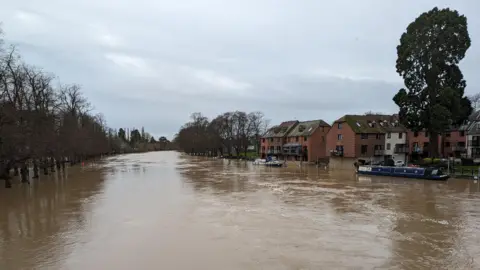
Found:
<box><xmin>356</xmin><ymin>165</ymin><xmax>449</xmax><ymax>181</ymax></box>
<box><xmin>253</xmin><ymin>158</ymin><xmax>266</xmax><ymax>165</ymax></box>
<box><xmin>253</xmin><ymin>156</ymin><xmax>285</xmax><ymax>167</ymax></box>
<box><xmin>265</xmin><ymin>160</ymin><xmax>285</xmax><ymax>167</ymax></box>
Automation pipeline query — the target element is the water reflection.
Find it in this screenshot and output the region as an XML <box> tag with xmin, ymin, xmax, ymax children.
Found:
<box><xmin>179</xmin><ymin>156</ymin><xmax>480</xmax><ymax>269</ymax></box>
<box><xmin>1</xmin><ymin>152</ymin><xmax>480</xmax><ymax>269</ymax></box>
<box><xmin>0</xmin><ymin>166</ymin><xmax>106</xmax><ymax>269</ymax></box>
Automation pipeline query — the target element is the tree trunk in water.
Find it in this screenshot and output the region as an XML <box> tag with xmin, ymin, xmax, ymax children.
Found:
<box><xmin>429</xmin><ymin>131</ymin><xmax>439</xmax><ymax>158</ymax></box>
<box><xmin>43</xmin><ymin>159</ymin><xmax>49</xmax><ymax>175</ymax></box>
<box><xmin>50</xmin><ymin>158</ymin><xmax>55</xmax><ymax>172</ymax></box>
<box><xmin>33</xmin><ymin>161</ymin><xmax>39</xmax><ymax>178</ymax></box>
<box><xmin>13</xmin><ymin>165</ymin><xmax>19</xmax><ymax>176</ymax></box>
<box><xmin>20</xmin><ymin>164</ymin><xmax>29</xmax><ymax>184</ymax></box>
<box><xmin>1</xmin><ymin>164</ymin><xmax>12</xmax><ymax>188</ymax></box>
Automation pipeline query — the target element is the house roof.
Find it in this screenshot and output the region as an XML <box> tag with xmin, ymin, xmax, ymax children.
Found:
<box><xmin>286</xmin><ymin>119</ymin><xmax>330</xmax><ymax>137</ymax></box>
<box><xmin>466</xmin><ymin>111</ymin><xmax>480</xmax><ymax>135</ymax></box>
<box><xmin>336</xmin><ymin>114</ymin><xmax>407</xmax><ymax>134</ymax></box>
<box><xmin>262</xmin><ymin>120</ymin><xmax>299</xmax><ymax>138</ymax></box>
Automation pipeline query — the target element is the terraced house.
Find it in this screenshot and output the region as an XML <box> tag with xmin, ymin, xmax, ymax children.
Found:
<box><xmin>260</xmin><ymin>121</ymin><xmax>298</xmax><ymax>159</ymax></box>
<box><xmin>260</xmin><ymin>119</ymin><xmax>330</xmax><ymax>162</ymax></box>
<box><xmin>282</xmin><ymin>120</ymin><xmax>331</xmax><ymax>162</ymax></box>
<box><xmin>326</xmin><ymin>114</ymin><xmax>408</xmax><ymax>167</ymax></box>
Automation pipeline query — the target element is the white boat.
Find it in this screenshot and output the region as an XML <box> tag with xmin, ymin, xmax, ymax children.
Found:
<box><xmin>253</xmin><ymin>158</ymin><xmax>267</xmax><ymax>165</ymax></box>
<box><xmin>265</xmin><ymin>160</ymin><xmax>285</xmax><ymax>167</ymax></box>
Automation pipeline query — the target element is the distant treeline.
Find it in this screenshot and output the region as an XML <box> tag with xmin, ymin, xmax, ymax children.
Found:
<box><xmin>0</xmin><ymin>28</ymin><xmax>170</xmax><ymax>187</ymax></box>
<box><xmin>173</xmin><ymin>111</ymin><xmax>269</xmax><ymax>156</ymax></box>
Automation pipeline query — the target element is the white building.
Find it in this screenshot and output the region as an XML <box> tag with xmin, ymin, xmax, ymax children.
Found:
<box><xmin>382</xmin><ymin>120</ymin><xmax>408</xmax><ymax>164</ymax></box>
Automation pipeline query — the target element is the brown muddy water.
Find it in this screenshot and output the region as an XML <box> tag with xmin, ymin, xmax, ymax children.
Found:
<box><xmin>1</xmin><ymin>151</ymin><xmax>480</xmax><ymax>269</ymax></box>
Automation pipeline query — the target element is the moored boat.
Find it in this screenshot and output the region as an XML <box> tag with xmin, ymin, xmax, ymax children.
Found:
<box><xmin>265</xmin><ymin>160</ymin><xmax>285</xmax><ymax>167</ymax></box>
<box><xmin>253</xmin><ymin>158</ymin><xmax>266</xmax><ymax>165</ymax></box>
<box><xmin>356</xmin><ymin>165</ymin><xmax>449</xmax><ymax>181</ymax></box>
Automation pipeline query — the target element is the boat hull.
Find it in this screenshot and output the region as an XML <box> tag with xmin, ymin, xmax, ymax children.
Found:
<box><xmin>356</xmin><ymin>166</ymin><xmax>449</xmax><ymax>181</ymax></box>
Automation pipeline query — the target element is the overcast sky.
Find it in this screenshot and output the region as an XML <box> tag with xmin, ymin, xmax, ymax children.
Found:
<box><xmin>0</xmin><ymin>0</ymin><xmax>479</xmax><ymax>139</ymax></box>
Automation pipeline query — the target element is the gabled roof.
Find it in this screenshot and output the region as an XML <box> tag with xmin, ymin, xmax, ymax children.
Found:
<box><xmin>335</xmin><ymin>114</ymin><xmax>406</xmax><ymax>134</ymax></box>
<box><xmin>287</xmin><ymin>119</ymin><xmax>330</xmax><ymax>137</ymax></box>
<box><xmin>262</xmin><ymin>120</ymin><xmax>299</xmax><ymax>138</ymax></box>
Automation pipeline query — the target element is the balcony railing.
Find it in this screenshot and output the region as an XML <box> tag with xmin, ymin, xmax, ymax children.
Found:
<box><xmin>452</xmin><ymin>146</ymin><xmax>466</xmax><ymax>152</ymax></box>
<box><xmin>394</xmin><ymin>147</ymin><xmax>409</xmax><ymax>153</ymax></box>
<box><xmin>267</xmin><ymin>149</ymin><xmax>282</xmax><ymax>154</ymax></box>
<box><xmin>374</xmin><ymin>150</ymin><xmax>385</xmax><ymax>156</ymax></box>
<box><xmin>412</xmin><ymin>147</ymin><xmax>423</xmax><ymax>153</ymax></box>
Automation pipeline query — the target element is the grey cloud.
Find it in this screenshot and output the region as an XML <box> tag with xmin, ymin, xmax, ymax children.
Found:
<box><xmin>0</xmin><ymin>0</ymin><xmax>479</xmax><ymax>139</ymax></box>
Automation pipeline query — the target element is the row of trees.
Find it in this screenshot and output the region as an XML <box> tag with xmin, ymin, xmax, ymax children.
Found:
<box><xmin>394</xmin><ymin>7</ymin><xmax>474</xmax><ymax>157</ymax></box>
<box><xmin>117</xmin><ymin>127</ymin><xmax>173</xmax><ymax>151</ymax></box>
<box><xmin>174</xmin><ymin>111</ymin><xmax>269</xmax><ymax>156</ymax></box>
<box><xmin>0</xmin><ymin>29</ymin><xmax>165</xmax><ymax>187</ymax></box>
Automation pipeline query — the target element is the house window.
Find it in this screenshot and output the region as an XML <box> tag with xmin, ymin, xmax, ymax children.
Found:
<box><xmin>376</xmin><ymin>134</ymin><xmax>381</xmax><ymax>139</ymax></box>
<box><xmin>361</xmin><ymin>133</ymin><xmax>368</xmax><ymax>139</ymax></box>
<box><xmin>361</xmin><ymin>145</ymin><xmax>368</xmax><ymax>155</ymax></box>
<box><xmin>277</xmin><ymin>138</ymin><xmax>280</xmax><ymax>142</ymax></box>
<box><xmin>445</xmin><ymin>142</ymin><xmax>451</xmax><ymax>147</ymax></box>
<box><xmin>425</xmin><ymin>132</ymin><xmax>429</xmax><ymax>137</ymax></box>
<box><xmin>446</xmin><ymin>132</ymin><xmax>451</xmax><ymax>137</ymax></box>
<box><xmin>413</xmin><ymin>142</ymin><xmax>419</xmax><ymax>151</ymax></box>
<box><xmin>269</xmin><ymin>138</ymin><xmax>273</xmax><ymax>142</ymax></box>
<box><xmin>261</xmin><ymin>146</ymin><xmax>265</xmax><ymax>152</ymax></box>
<box><xmin>414</xmin><ymin>131</ymin><xmax>419</xmax><ymax>137</ymax></box>
<box><xmin>295</xmin><ymin>136</ymin><xmax>299</xmax><ymax>142</ymax></box>
<box><xmin>304</xmin><ymin>136</ymin><xmax>308</xmax><ymax>142</ymax></box>
<box><xmin>262</xmin><ymin>138</ymin><xmax>265</xmax><ymax>143</ymax></box>
<box><xmin>399</xmin><ymin>132</ymin><xmax>403</xmax><ymax>139</ymax></box>
<box><xmin>387</xmin><ymin>143</ymin><xmax>391</xmax><ymax>150</ymax></box>
<box><xmin>338</xmin><ymin>123</ymin><xmax>342</xmax><ymax>129</ymax></box>
<box><xmin>338</xmin><ymin>134</ymin><xmax>343</xmax><ymax>140</ymax></box>
<box><xmin>387</xmin><ymin>132</ymin><xmax>391</xmax><ymax>139</ymax></box>
<box><xmin>460</xmin><ymin>131</ymin><xmax>465</xmax><ymax>137</ymax></box>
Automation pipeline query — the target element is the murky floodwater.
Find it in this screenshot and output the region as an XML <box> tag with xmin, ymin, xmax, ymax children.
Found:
<box><xmin>1</xmin><ymin>152</ymin><xmax>480</xmax><ymax>269</ymax></box>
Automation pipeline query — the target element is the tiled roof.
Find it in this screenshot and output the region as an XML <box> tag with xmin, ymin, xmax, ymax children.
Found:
<box><xmin>287</xmin><ymin>119</ymin><xmax>330</xmax><ymax>137</ymax></box>
<box><xmin>262</xmin><ymin>120</ymin><xmax>299</xmax><ymax>138</ymax></box>
<box><xmin>336</xmin><ymin>114</ymin><xmax>407</xmax><ymax>134</ymax></box>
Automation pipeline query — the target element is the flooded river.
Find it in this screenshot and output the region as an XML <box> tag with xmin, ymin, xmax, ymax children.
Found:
<box><xmin>1</xmin><ymin>152</ymin><xmax>480</xmax><ymax>269</ymax></box>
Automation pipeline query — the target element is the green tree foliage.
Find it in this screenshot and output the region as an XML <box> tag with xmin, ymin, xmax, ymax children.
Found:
<box><xmin>118</xmin><ymin>128</ymin><xmax>126</xmax><ymax>141</ymax></box>
<box><xmin>393</xmin><ymin>7</ymin><xmax>472</xmax><ymax>157</ymax></box>
<box><xmin>129</xmin><ymin>129</ymin><xmax>142</xmax><ymax>146</ymax></box>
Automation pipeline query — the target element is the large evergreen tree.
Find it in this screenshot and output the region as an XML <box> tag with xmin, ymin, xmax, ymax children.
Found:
<box><xmin>393</xmin><ymin>7</ymin><xmax>472</xmax><ymax>157</ymax></box>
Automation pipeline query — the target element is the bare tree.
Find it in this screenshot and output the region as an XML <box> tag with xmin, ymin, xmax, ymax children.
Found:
<box><xmin>468</xmin><ymin>93</ymin><xmax>480</xmax><ymax>111</ymax></box>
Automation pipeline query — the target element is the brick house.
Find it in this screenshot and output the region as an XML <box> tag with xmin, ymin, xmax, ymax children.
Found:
<box><xmin>260</xmin><ymin>121</ymin><xmax>298</xmax><ymax>159</ymax></box>
<box><xmin>326</xmin><ymin>114</ymin><xmax>406</xmax><ymax>164</ymax></box>
<box><xmin>408</xmin><ymin>128</ymin><xmax>467</xmax><ymax>158</ymax></box>
<box><xmin>282</xmin><ymin>120</ymin><xmax>330</xmax><ymax>162</ymax></box>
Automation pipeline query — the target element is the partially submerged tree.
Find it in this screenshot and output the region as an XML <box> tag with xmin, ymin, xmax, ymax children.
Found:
<box><xmin>393</xmin><ymin>7</ymin><xmax>473</xmax><ymax>157</ymax></box>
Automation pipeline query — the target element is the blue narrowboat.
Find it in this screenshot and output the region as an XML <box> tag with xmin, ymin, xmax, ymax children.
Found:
<box><xmin>356</xmin><ymin>166</ymin><xmax>449</xmax><ymax>181</ymax></box>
